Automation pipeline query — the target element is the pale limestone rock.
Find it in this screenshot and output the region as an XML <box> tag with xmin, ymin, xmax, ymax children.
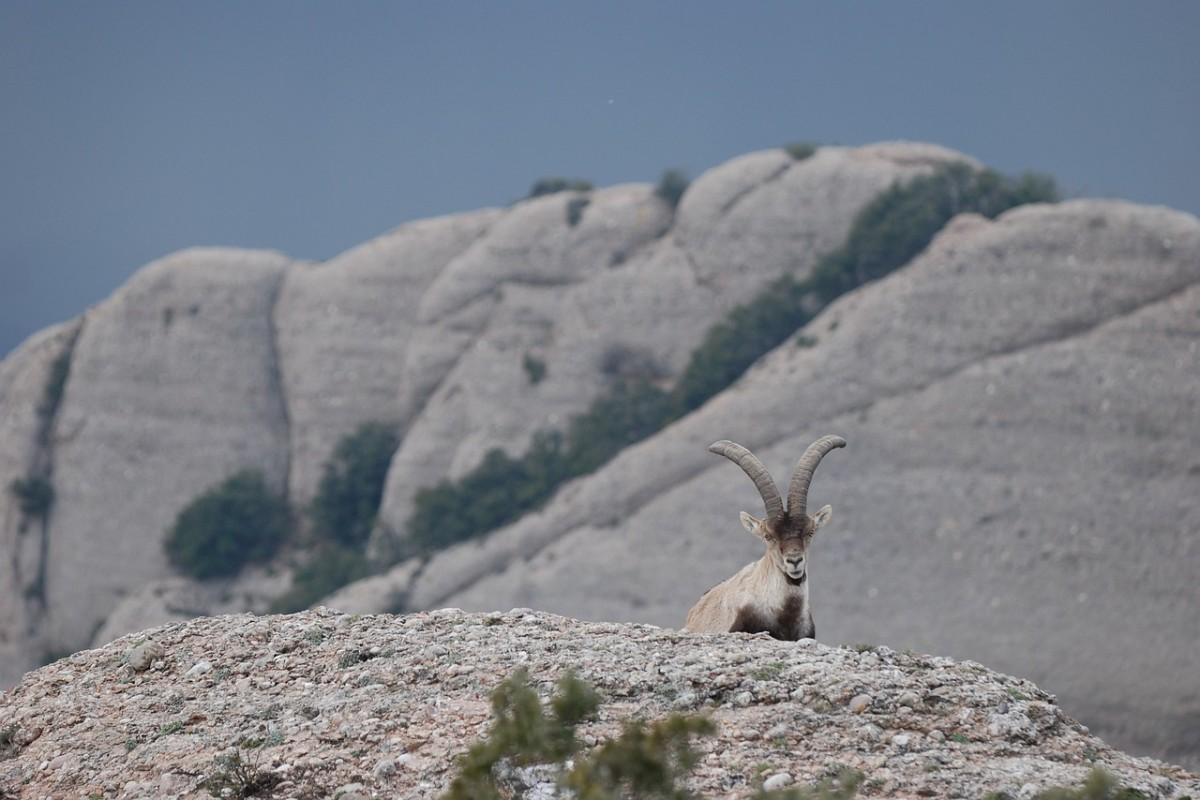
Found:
<box><xmin>409</xmin><ymin>201</ymin><xmax>1200</xmax><ymax>766</ymax></box>
<box><xmin>374</xmin><ymin>144</ymin><xmax>968</xmax><ymax>548</ymax></box>
<box><xmin>275</xmin><ymin>210</ymin><xmax>499</xmax><ymax>505</ymax></box>
<box><xmin>0</xmin><ymin>610</ymin><xmax>1195</xmax><ymax>797</ymax></box>
<box><xmin>39</xmin><ymin>248</ymin><xmax>292</xmax><ymax>658</ymax></box>
<box><xmin>0</xmin><ymin>319</ymin><xmax>83</xmax><ymax>685</ymax></box>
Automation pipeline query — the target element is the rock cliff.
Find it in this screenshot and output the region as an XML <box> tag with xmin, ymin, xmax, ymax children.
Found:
<box><xmin>0</xmin><ymin>609</ymin><xmax>1195</xmax><ymax>799</ymax></box>
<box><xmin>1</xmin><ymin>143</ymin><xmax>1197</xmax><ymax>771</ymax></box>
<box><xmin>0</xmin><ymin>142</ymin><xmax>969</xmax><ymax>682</ymax></box>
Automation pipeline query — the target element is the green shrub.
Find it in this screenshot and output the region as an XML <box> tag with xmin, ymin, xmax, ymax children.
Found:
<box><xmin>784</xmin><ymin>142</ymin><xmax>819</xmax><ymax>161</ymax></box>
<box><xmin>9</xmin><ymin>477</ymin><xmax>54</xmax><ymax>519</ymax></box>
<box><xmin>529</xmin><ymin>177</ymin><xmax>593</xmax><ymax>198</ymax></box>
<box><xmin>268</xmin><ymin>544</ymin><xmax>371</xmax><ymax>613</ymax></box>
<box><xmin>442</xmin><ymin>668</ymin><xmax>715</xmax><ymax>800</ymax></box>
<box><xmin>410</xmin><ymin>431</ymin><xmax>568</xmax><ymax>552</ymax></box>
<box><xmin>566</xmin><ymin>195</ymin><xmax>590</xmax><ymax>227</ymax></box>
<box><xmin>404</xmin><ymin>161</ymin><xmax>1058</xmax><ymax>556</ymax></box>
<box><xmin>309</xmin><ymin>422</ymin><xmax>399</xmax><ymax>549</ymax></box>
<box><xmin>1032</xmin><ymin>769</ymin><xmax>1149</xmax><ymax>800</ymax></box>
<box><xmin>655</xmin><ymin>169</ymin><xmax>690</xmax><ymax>209</ymax></box>
<box><xmin>165</xmin><ymin>470</ymin><xmax>290</xmax><ymax>580</ymax></box>
<box><xmin>523</xmin><ymin>353</ymin><xmax>547</xmax><ymax>385</ymax></box>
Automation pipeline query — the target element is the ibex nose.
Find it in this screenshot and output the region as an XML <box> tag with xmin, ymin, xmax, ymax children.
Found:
<box><xmin>786</xmin><ymin>555</ymin><xmax>804</xmax><ymax>567</ymax></box>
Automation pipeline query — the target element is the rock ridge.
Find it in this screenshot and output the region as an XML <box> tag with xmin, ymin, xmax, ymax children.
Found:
<box><xmin>0</xmin><ymin>609</ymin><xmax>1195</xmax><ymax>799</ymax></box>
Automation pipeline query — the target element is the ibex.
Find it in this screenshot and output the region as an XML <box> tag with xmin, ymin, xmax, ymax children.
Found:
<box><xmin>684</xmin><ymin>435</ymin><xmax>846</xmax><ymax>640</ymax></box>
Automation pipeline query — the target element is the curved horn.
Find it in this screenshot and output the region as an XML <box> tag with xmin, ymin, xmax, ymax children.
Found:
<box><xmin>785</xmin><ymin>435</ymin><xmax>846</xmax><ymax>519</ymax></box>
<box><xmin>708</xmin><ymin>440</ymin><xmax>784</xmax><ymax>523</ymax></box>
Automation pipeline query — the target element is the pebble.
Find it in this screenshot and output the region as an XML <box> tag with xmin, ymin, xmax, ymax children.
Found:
<box><xmin>373</xmin><ymin>758</ymin><xmax>396</xmax><ymax>779</ymax></box>
<box><xmin>126</xmin><ymin>641</ymin><xmax>162</xmax><ymax>672</ymax></box>
<box><xmin>849</xmin><ymin>693</ymin><xmax>873</xmax><ymax>713</ymax></box>
<box><xmin>184</xmin><ymin>660</ymin><xmax>212</xmax><ymax>678</ymax></box>
<box><xmin>892</xmin><ymin>733</ymin><xmax>912</xmax><ymax>749</ymax></box>
<box><xmin>763</xmin><ymin>773</ymin><xmax>794</xmax><ymax>791</ymax></box>
<box><xmin>897</xmin><ymin>691</ymin><xmax>921</xmax><ymax>708</ymax></box>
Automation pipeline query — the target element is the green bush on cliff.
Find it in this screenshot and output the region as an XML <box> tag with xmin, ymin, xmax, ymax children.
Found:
<box><xmin>309</xmin><ymin>422</ymin><xmax>399</xmax><ymax>549</ymax></box>
<box><xmin>165</xmin><ymin>470</ymin><xmax>290</xmax><ymax>580</ymax></box>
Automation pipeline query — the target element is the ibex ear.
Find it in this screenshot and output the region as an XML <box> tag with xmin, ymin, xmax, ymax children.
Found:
<box><xmin>811</xmin><ymin>504</ymin><xmax>833</xmax><ymax>530</ymax></box>
<box><xmin>739</xmin><ymin>511</ymin><xmax>764</xmax><ymax>537</ymax></box>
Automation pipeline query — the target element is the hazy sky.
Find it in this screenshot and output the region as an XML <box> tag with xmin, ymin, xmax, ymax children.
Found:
<box><xmin>2</xmin><ymin>1</ymin><xmax>1198</xmax><ymax>356</ymax></box>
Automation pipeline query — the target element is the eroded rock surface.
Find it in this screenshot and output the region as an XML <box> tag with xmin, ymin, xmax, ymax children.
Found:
<box><xmin>0</xmin><ymin>610</ymin><xmax>1194</xmax><ymax>799</ymax></box>
<box><xmin>398</xmin><ymin>200</ymin><xmax>1200</xmax><ymax>766</ymax></box>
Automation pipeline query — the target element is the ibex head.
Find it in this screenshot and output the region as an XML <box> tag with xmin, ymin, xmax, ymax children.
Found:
<box><xmin>708</xmin><ymin>435</ymin><xmax>846</xmax><ymax>583</ymax></box>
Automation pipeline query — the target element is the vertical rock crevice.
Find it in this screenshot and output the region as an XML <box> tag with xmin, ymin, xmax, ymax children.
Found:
<box><xmin>14</xmin><ymin>319</ymin><xmax>84</xmax><ymax>618</ymax></box>
<box><xmin>264</xmin><ymin>267</ymin><xmax>295</xmax><ymax>503</ymax></box>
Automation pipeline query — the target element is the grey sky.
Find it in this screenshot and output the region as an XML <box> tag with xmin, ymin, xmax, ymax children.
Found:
<box><xmin>2</xmin><ymin>1</ymin><xmax>1197</xmax><ymax>357</ymax></box>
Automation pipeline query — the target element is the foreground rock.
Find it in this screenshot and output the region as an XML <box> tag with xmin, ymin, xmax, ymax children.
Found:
<box><xmin>0</xmin><ymin>610</ymin><xmax>1195</xmax><ymax>799</ymax></box>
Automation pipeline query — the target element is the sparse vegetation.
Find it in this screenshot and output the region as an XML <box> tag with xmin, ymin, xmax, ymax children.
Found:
<box><xmin>566</xmin><ymin>195</ymin><xmax>590</xmax><ymax>227</ymax></box>
<box><xmin>37</xmin><ymin>340</ymin><xmax>75</xmax><ymax>429</ymax></box>
<box><xmin>9</xmin><ymin>476</ymin><xmax>54</xmax><ymax>519</ymax></box>
<box><xmin>784</xmin><ymin>142</ymin><xmax>819</xmax><ymax>161</ymax></box>
<box><xmin>404</xmin><ymin>162</ymin><xmax>1058</xmax><ymax>556</ymax></box>
<box><xmin>529</xmin><ymin>177</ymin><xmax>593</xmax><ymax>198</ymax></box>
<box><xmin>165</xmin><ymin>470</ymin><xmax>290</xmax><ymax>580</ymax></box>
<box><xmin>309</xmin><ymin>422</ymin><xmax>399</xmax><ymax>549</ymax></box>
<box><xmin>442</xmin><ymin>667</ymin><xmax>717</xmax><ymax>800</ymax></box>
<box><xmin>1031</xmin><ymin>769</ymin><xmax>1149</xmax><ymax>800</ymax></box>
<box><xmin>0</xmin><ymin>725</ymin><xmax>18</xmax><ymax>760</ymax></box>
<box><xmin>655</xmin><ymin>168</ymin><xmax>690</xmax><ymax>209</ymax></box>
<box><xmin>202</xmin><ymin>749</ymin><xmax>281</xmax><ymax>799</ymax></box>
<box><xmin>523</xmin><ymin>353</ymin><xmax>547</xmax><ymax>385</ymax></box>
<box><xmin>444</xmin><ymin>680</ymin><xmax>1142</xmax><ymax>800</ymax></box>
<box><xmin>268</xmin><ymin>544</ymin><xmax>370</xmax><ymax>614</ymax></box>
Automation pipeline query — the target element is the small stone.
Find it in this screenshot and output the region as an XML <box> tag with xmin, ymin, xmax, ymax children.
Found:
<box><xmin>732</xmin><ymin>691</ymin><xmax>754</xmax><ymax>707</ymax></box>
<box><xmin>125</xmin><ymin>641</ymin><xmax>163</xmax><ymax>672</ymax></box>
<box><xmin>897</xmin><ymin>691</ymin><xmax>921</xmax><ymax>708</ymax></box>
<box><xmin>334</xmin><ymin>783</ymin><xmax>368</xmax><ymax>800</ymax></box>
<box><xmin>184</xmin><ymin>660</ymin><xmax>212</xmax><ymax>678</ymax></box>
<box><xmin>763</xmin><ymin>773</ymin><xmax>793</xmax><ymax>791</ymax></box>
<box><xmin>892</xmin><ymin>733</ymin><xmax>911</xmax><ymax>749</ymax></box>
<box><xmin>849</xmin><ymin>694</ymin><xmax>873</xmax><ymax>713</ymax></box>
<box><xmin>373</xmin><ymin>758</ymin><xmax>396</xmax><ymax>779</ymax></box>
<box><xmin>928</xmin><ymin>729</ymin><xmax>945</xmax><ymax>742</ymax></box>
<box><xmin>765</xmin><ymin>723</ymin><xmax>789</xmax><ymax>739</ymax></box>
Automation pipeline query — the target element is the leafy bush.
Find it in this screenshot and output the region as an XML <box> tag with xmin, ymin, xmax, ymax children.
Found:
<box><xmin>165</xmin><ymin>470</ymin><xmax>290</xmax><ymax>580</ymax></box>
<box><xmin>404</xmin><ymin>161</ymin><xmax>1058</xmax><ymax>556</ymax></box>
<box><xmin>268</xmin><ymin>543</ymin><xmax>371</xmax><ymax>613</ymax></box>
<box><xmin>410</xmin><ymin>431</ymin><xmax>568</xmax><ymax>552</ymax></box>
<box><xmin>655</xmin><ymin>169</ymin><xmax>690</xmax><ymax>209</ymax></box>
<box><xmin>784</xmin><ymin>142</ymin><xmax>819</xmax><ymax>161</ymax></box>
<box><xmin>309</xmin><ymin>422</ymin><xmax>399</xmax><ymax>549</ymax></box>
<box><xmin>442</xmin><ymin>668</ymin><xmax>715</xmax><ymax>800</ymax></box>
<box><xmin>529</xmin><ymin>177</ymin><xmax>593</xmax><ymax>198</ymax></box>
<box><xmin>566</xmin><ymin>195</ymin><xmax>590</xmax><ymax>227</ymax></box>
<box><xmin>9</xmin><ymin>477</ymin><xmax>54</xmax><ymax>519</ymax></box>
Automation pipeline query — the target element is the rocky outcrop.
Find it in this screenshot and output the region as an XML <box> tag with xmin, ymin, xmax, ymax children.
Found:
<box><xmin>275</xmin><ymin>210</ymin><xmax>500</xmax><ymax>506</ymax></box>
<box><xmin>0</xmin><ymin>320</ymin><xmax>82</xmax><ymax>685</ymax></box>
<box><xmin>2</xmin><ymin>143</ymin><xmax>1197</xmax><ymax>769</ymax></box>
<box><xmin>386</xmin><ymin>200</ymin><xmax>1200</xmax><ymax>766</ymax></box>
<box><xmin>373</xmin><ymin>145</ymin><xmax>965</xmax><ymax>547</ymax></box>
<box><xmin>37</xmin><ymin>248</ymin><xmax>293</xmax><ymax>664</ymax></box>
<box><xmin>0</xmin><ymin>142</ymin><xmax>969</xmax><ymax>670</ymax></box>
<box><xmin>0</xmin><ymin>610</ymin><xmax>1194</xmax><ymax>799</ymax></box>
